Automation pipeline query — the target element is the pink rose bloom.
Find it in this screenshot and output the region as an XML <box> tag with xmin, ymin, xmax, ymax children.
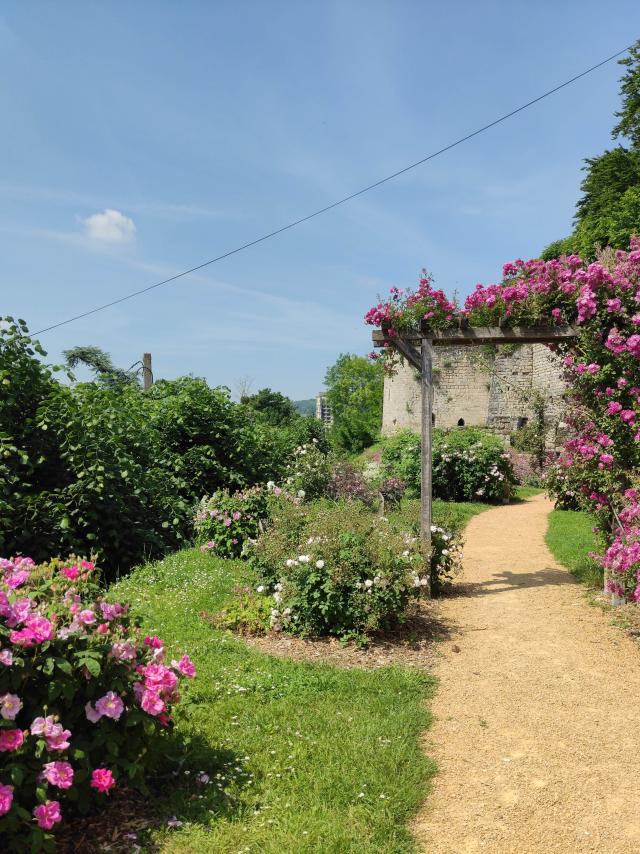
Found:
<box><xmin>586</xmin><ymin>363</ymin><xmax>600</xmax><ymax>374</ymax></box>
<box><xmin>144</xmin><ymin>635</ymin><xmax>163</xmax><ymax>649</ymax></box>
<box><xmin>41</xmin><ymin>761</ymin><xmax>74</xmax><ymax>790</ymax></box>
<box><xmin>79</xmin><ymin>609</ymin><xmax>96</xmax><ymax>625</ymax></box>
<box><xmin>30</xmin><ymin>715</ymin><xmax>56</xmax><ymax>736</ymax></box>
<box><xmin>9</xmin><ymin>628</ymin><xmax>35</xmax><ymax>647</ymax></box>
<box><xmin>100</xmin><ymin>602</ymin><xmax>124</xmax><ymax>621</ymax></box>
<box><xmin>141</xmin><ymin>689</ymin><xmax>165</xmax><ymax>716</ymax></box>
<box><xmin>0</xmin><ymin>649</ymin><xmax>13</xmax><ymax>666</ymax></box>
<box><xmin>25</xmin><ymin>614</ymin><xmax>53</xmax><ymax>642</ymax></box>
<box><xmin>91</xmin><ymin>767</ymin><xmax>116</xmax><ymax>794</ymax></box>
<box><xmin>5</xmin><ymin>570</ymin><xmax>30</xmax><ymax>588</ymax></box>
<box><xmin>599</xmin><ymin>453</ymin><xmax>614</xmax><ymax>465</ymax></box>
<box><xmin>110</xmin><ymin>641</ymin><xmax>136</xmax><ymax>661</ymax></box>
<box><xmin>171</xmin><ymin>655</ymin><xmax>196</xmax><ymax>678</ymax></box>
<box><xmin>143</xmin><ymin>663</ymin><xmax>178</xmax><ymax>693</ymax></box>
<box><xmin>33</xmin><ymin>800</ymin><xmax>62</xmax><ymax>830</ymax></box>
<box><xmin>81</xmin><ymin>561</ymin><xmax>95</xmax><ymax>570</ymax></box>
<box><xmin>551</xmin><ymin>308</ymin><xmax>562</xmax><ymax>319</ymax></box>
<box><xmin>607</xmin><ymin>401</ymin><xmax>623</xmax><ymax>415</ymax></box>
<box><xmin>0</xmin><ymin>693</ymin><xmax>23</xmax><ymax>720</ymax></box>
<box><xmin>61</xmin><ymin>566</ymin><xmax>79</xmax><ymax>580</ymax></box>
<box><xmin>232</xmin><ymin>511</ymin><xmax>242</xmax><ymax>521</ymax></box>
<box><xmin>46</xmin><ymin>724</ymin><xmax>71</xmax><ymax>752</ymax></box>
<box><xmin>0</xmin><ymin>784</ymin><xmax>13</xmax><ymax>817</ymax></box>
<box><xmin>95</xmin><ymin>692</ymin><xmax>124</xmax><ymax>721</ymax></box>
<box><xmin>96</xmin><ymin>623</ymin><xmax>109</xmax><ymax>634</ymax></box>
<box><xmin>621</xmin><ymin>409</ymin><xmax>637</xmax><ymax>425</ymax></box>
<box><xmin>85</xmin><ymin>702</ymin><xmax>101</xmax><ymax>723</ymax></box>
<box><xmin>0</xmin><ymin>729</ymin><xmax>24</xmax><ymax>752</ymax></box>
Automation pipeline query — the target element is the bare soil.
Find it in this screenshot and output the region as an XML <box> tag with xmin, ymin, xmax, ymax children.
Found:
<box><xmin>414</xmin><ymin>493</ymin><xmax>640</xmax><ymax>854</ymax></box>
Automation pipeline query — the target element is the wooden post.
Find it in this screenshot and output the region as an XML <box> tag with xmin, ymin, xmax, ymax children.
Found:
<box><xmin>421</xmin><ymin>336</ymin><xmax>433</xmax><ymax>594</ymax></box>
<box><xmin>142</xmin><ymin>353</ymin><xmax>153</xmax><ymax>391</ymax></box>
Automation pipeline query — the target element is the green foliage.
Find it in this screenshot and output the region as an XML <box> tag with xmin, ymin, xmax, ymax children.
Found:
<box><xmin>541</xmin><ymin>41</ymin><xmax>640</xmax><ymax>260</ymax></box>
<box><xmin>0</xmin><ymin>320</ymin><xmax>320</xmax><ymax>576</ymax></box>
<box><xmin>241</xmin><ymin>387</ymin><xmax>297</xmax><ymax>427</ymax></box>
<box><xmin>292</xmin><ymin>398</ymin><xmax>315</xmax><ymax>416</ymax></box>
<box><xmin>249</xmin><ymin>500</ymin><xmax>430</xmax><ymax>639</ymax></box>
<box><xmin>194</xmin><ymin>487</ymin><xmax>269</xmax><ymax>559</ymax></box>
<box><xmin>324</xmin><ymin>354</ymin><xmax>383</xmax><ymax>453</ymax></box>
<box><xmin>380</xmin><ymin>427</ymin><xmax>515</xmax><ymax>502</ymax></box>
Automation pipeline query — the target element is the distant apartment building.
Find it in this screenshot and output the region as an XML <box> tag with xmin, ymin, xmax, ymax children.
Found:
<box><xmin>315</xmin><ymin>392</ymin><xmax>333</xmax><ymax>426</ymax></box>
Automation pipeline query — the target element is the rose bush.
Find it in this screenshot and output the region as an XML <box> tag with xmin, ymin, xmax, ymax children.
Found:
<box><xmin>248</xmin><ymin>500</ymin><xmax>455</xmax><ymax>640</ymax></box>
<box><xmin>194</xmin><ymin>486</ymin><xmax>269</xmax><ymax>558</ymax></box>
<box><xmin>0</xmin><ymin>554</ymin><xmax>195</xmax><ymax>850</ymax></box>
<box><xmin>380</xmin><ymin>428</ymin><xmax>515</xmax><ymax>502</ymax></box>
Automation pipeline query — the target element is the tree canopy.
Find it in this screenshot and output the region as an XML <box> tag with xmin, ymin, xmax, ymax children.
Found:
<box><xmin>542</xmin><ymin>40</ymin><xmax>640</xmax><ymax>260</ymax></box>
<box><xmin>324</xmin><ymin>353</ymin><xmax>383</xmax><ymax>453</ymax></box>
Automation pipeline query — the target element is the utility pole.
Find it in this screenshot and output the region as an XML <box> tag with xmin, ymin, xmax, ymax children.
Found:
<box><xmin>142</xmin><ymin>353</ymin><xmax>153</xmax><ymax>390</ymax></box>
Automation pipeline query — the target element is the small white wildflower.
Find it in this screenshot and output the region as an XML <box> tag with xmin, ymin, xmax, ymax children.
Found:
<box><xmin>364</xmin><ymin>579</ymin><xmax>373</xmax><ymax>589</ymax></box>
<box><xmin>316</xmin><ymin>559</ymin><xmax>325</xmax><ymax>569</ymax></box>
<box><xmin>298</xmin><ymin>555</ymin><xmax>310</xmax><ymax>563</ymax></box>
<box><xmin>256</xmin><ymin>585</ymin><xmax>265</xmax><ymax>593</ymax></box>
<box><xmin>297</xmin><ymin>489</ymin><xmax>306</xmax><ymax>498</ymax></box>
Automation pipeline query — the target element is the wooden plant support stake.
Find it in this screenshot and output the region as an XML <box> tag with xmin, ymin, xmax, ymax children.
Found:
<box><xmin>421</xmin><ymin>336</ymin><xmax>433</xmax><ymax>594</ymax></box>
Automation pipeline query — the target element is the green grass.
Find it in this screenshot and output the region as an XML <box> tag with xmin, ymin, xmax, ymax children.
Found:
<box><xmin>514</xmin><ymin>485</ymin><xmax>543</xmax><ymax>500</ymax></box>
<box><xmin>112</xmin><ymin>549</ymin><xmax>436</xmax><ymax>853</ymax></box>
<box><xmin>545</xmin><ymin>508</ymin><xmax>603</xmax><ymax>587</ymax></box>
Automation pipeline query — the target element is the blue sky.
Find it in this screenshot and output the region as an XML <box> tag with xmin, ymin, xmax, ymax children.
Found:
<box><xmin>1</xmin><ymin>2</ymin><xmax>639</xmax><ymax>399</ymax></box>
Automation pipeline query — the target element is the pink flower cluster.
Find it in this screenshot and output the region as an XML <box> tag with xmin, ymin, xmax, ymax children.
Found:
<box><xmin>0</xmin><ymin>553</ymin><xmax>197</xmax><ymax>836</ymax></box>
<box><xmin>364</xmin><ymin>272</ymin><xmax>457</xmax><ymax>339</ymax></box>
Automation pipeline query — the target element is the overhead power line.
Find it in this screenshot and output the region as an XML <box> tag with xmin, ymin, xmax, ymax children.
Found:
<box><xmin>35</xmin><ymin>44</ymin><xmax>633</xmax><ymax>336</ymax></box>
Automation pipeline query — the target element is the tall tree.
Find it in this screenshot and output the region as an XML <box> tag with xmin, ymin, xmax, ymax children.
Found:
<box><xmin>324</xmin><ymin>354</ymin><xmax>383</xmax><ymax>453</ymax></box>
<box><xmin>241</xmin><ymin>387</ymin><xmax>297</xmax><ymax>426</ymax></box>
<box><xmin>542</xmin><ymin>41</ymin><xmax>640</xmax><ymax>260</ymax></box>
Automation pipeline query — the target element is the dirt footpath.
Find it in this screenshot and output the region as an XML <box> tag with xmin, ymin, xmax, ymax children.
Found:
<box><xmin>414</xmin><ymin>494</ymin><xmax>640</xmax><ymax>854</ymax></box>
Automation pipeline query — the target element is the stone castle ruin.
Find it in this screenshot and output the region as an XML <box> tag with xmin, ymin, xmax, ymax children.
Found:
<box><xmin>382</xmin><ymin>343</ymin><xmax>566</xmax><ymax>447</ymax></box>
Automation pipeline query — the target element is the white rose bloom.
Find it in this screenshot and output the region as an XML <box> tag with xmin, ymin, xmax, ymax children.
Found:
<box><xmin>298</xmin><ymin>555</ymin><xmax>310</xmax><ymax>563</ymax></box>
<box><xmin>256</xmin><ymin>585</ymin><xmax>265</xmax><ymax>593</ymax></box>
<box><xmin>298</xmin><ymin>490</ymin><xmax>306</xmax><ymax>498</ymax></box>
<box><xmin>316</xmin><ymin>560</ymin><xmax>325</xmax><ymax>569</ymax></box>
<box><xmin>364</xmin><ymin>579</ymin><xmax>373</xmax><ymax>588</ymax></box>
<box><xmin>267</xmin><ymin>481</ymin><xmax>275</xmax><ymax>490</ymax></box>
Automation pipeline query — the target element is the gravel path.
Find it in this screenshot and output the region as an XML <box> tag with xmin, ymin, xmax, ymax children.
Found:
<box><xmin>414</xmin><ymin>493</ymin><xmax>640</xmax><ymax>854</ymax></box>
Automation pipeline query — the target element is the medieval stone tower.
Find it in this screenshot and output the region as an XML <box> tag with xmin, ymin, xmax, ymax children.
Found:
<box><xmin>382</xmin><ymin>343</ymin><xmax>565</xmax><ymax>446</ymax></box>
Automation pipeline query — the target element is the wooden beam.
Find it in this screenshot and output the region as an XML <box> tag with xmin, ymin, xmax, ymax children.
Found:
<box><xmin>392</xmin><ymin>337</ymin><xmax>421</xmax><ymax>371</ymax></box>
<box><xmin>372</xmin><ymin>325</ymin><xmax>577</xmax><ymax>349</ymax></box>
<box><xmin>420</xmin><ymin>337</ymin><xmax>433</xmax><ymax>596</ymax></box>
<box><xmin>422</xmin><ymin>324</ymin><xmax>578</xmax><ymax>345</ymax></box>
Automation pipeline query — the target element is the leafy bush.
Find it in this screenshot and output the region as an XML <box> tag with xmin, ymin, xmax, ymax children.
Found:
<box><xmin>194</xmin><ymin>486</ymin><xmax>269</xmax><ymax>559</ymax></box>
<box><xmin>1</xmin><ymin>319</ymin><xmax>323</xmax><ymax>576</ymax></box>
<box><xmin>0</xmin><ymin>554</ymin><xmax>195</xmax><ymax>850</ymax></box>
<box><xmin>248</xmin><ymin>501</ymin><xmax>430</xmax><ymax>639</ymax></box>
<box><xmin>381</xmin><ymin>428</ymin><xmax>515</xmax><ymax>502</ymax></box>
<box><xmin>379</xmin><ymin>477</ymin><xmax>406</xmax><ymax>508</ymax></box>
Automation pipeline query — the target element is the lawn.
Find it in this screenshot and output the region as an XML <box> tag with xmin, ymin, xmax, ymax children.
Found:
<box><xmin>545</xmin><ymin>507</ymin><xmax>603</xmax><ymax>587</ymax></box>
<box><xmin>112</xmin><ymin>548</ymin><xmax>436</xmax><ymax>853</ymax></box>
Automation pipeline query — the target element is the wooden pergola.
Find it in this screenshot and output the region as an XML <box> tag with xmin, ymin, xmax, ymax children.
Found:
<box><xmin>372</xmin><ymin>320</ymin><xmax>578</xmax><ymax>594</ymax></box>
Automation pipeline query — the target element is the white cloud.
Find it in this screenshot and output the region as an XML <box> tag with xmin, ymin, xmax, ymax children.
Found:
<box><xmin>82</xmin><ymin>209</ymin><xmax>136</xmax><ymax>243</ymax></box>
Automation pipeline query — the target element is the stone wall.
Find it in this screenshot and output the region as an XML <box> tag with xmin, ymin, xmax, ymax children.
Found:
<box><xmin>381</xmin><ymin>343</ymin><xmax>565</xmax><ymax>447</ymax></box>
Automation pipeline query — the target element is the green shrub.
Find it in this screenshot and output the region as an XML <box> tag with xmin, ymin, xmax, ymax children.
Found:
<box><xmin>0</xmin><ymin>320</ymin><xmax>324</xmax><ymax>576</ymax></box>
<box><xmin>381</xmin><ymin>427</ymin><xmax>515</xmax><ymax>502</ymax></box>
<box><xmin>248</xmin><ymin>500</ymin><xmax>430</xmax><ymax>640</ymax></box>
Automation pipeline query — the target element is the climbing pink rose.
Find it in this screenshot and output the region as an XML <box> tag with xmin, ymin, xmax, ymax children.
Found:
<box><xmin>171</xmin><ymin>655</ymin><xmax>196</xmax><ymax>678</ymax></box>
<box><xmin>95</xmin><ymin>692</ymin><xmax>124</xmax><ymax>721</ymax></box>
<box><xmin>90</xmin><ymin>768</ymin><xmax>116</xmax><ymax>793</ymax></box>
<box><xmin>41</xmin><ymin>761</ymin><xmax>74</xmax><ymax>789</ymax></box>
<box><xmin>0</xmin><ymin>729</ymin><xmax>24</xmax><ymax>752</ymax></box>
<box><xmin>33</xmin><ymin>800</ymin><xmax>62</xmax><ymax>830</ymax></box>
<box><xmin>0</xmin><ymin>784</ymin><xmax>13</xmax><ymax>817</ymax></box>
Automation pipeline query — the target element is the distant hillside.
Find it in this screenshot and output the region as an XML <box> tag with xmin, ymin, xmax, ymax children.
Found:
<box><xmin>293</xmin><ymin>398</ymin><xmax>316</xmax><ymax>417</ymax></box>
